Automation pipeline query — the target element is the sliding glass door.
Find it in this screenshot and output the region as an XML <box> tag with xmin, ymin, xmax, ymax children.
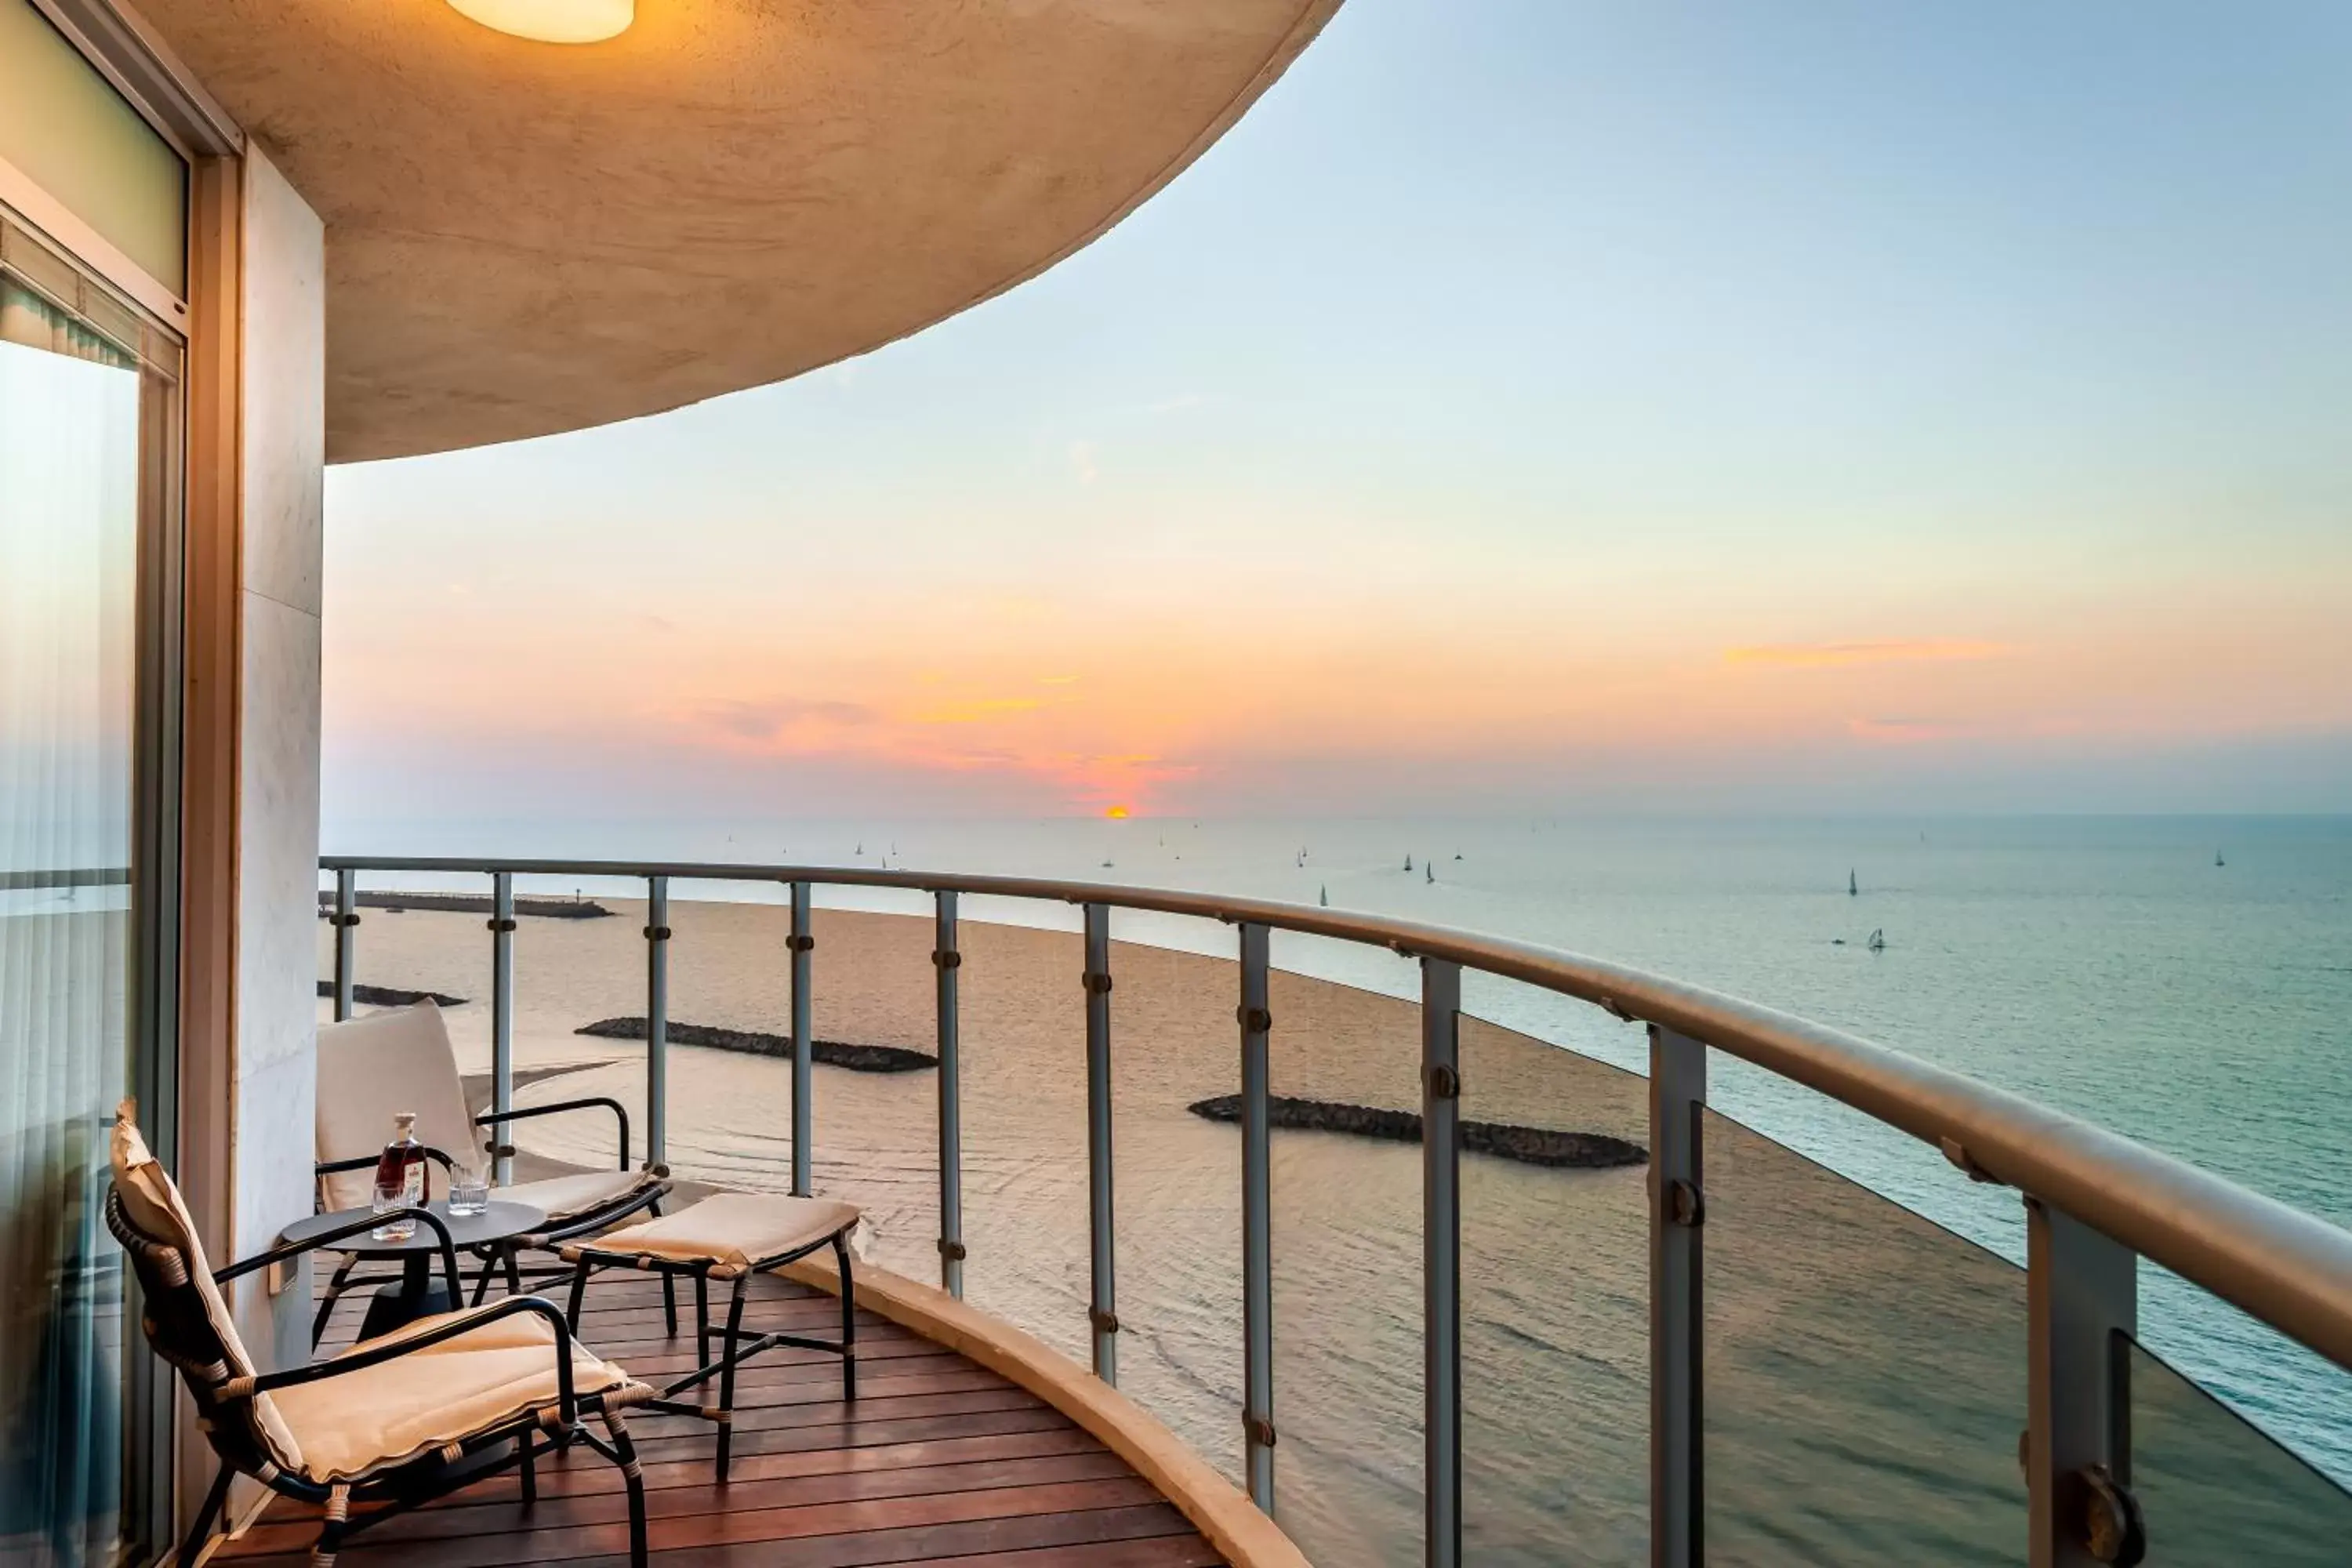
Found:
<box><xmin>0</xmin><ymin>209</ymin><xmax>180</xmax><ymax>1568</ymax></box>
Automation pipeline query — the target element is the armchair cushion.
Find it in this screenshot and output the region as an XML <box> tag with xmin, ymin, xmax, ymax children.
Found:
<box><xmin>317</xmin><ymin>1001</ymin><xmax>485</xmax><ymax>1210</ymax></box>
<box><xmin>506</xmin><ymin>1167</ymin><xmax>664</xmax><ymax>1225</ymax></box>
<box><xmin>273</xmin><ymin>1302</ymin><xmax>641</xmax><ymax>1483</ymax></box>
<box><xmin>109</xmin><ymin>1107</ymin><xmax>307</xmax><ymax>1475</ymax></box>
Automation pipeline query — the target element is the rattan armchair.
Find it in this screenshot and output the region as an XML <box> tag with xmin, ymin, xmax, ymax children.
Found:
<box><xmin>106</xmin><ymin>1106</ymin><xmax>652</xmax><ymax>1568</ymax></box>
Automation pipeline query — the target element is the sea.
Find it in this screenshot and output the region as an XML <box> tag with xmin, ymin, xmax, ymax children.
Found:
<box><xmin>333</xmin><ymin>811</ymin><xmax>2352</xmax><ymax>1555</ymax></box>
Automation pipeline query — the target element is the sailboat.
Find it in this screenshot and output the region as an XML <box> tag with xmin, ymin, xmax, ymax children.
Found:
<box><xmin>1319</xmin><ymin>886</ymin><xmax>1328</xmax><ymax>907</ymax></box>
<box><xmin>1866</xmin><ymin>927</ymin><xmax>1886</xmax><ymax>952</ymax></box>
<box><xmin>1425</xmin><ymin>864</ymin><xmax>1435</xmax><ymax>884</ymax></box>
<box><xmin>1848</xmin><ymin>869</ymin><xmax>1858</xmax><ymax>897</ymax></box>
<box><xmin>1404</xmin><ymin>854</ymin><xmax>1413</xmax><ymax>873</ymax></box>
<box><xmin>2216</xmin><ymin>849</ymin><xmax>2227</xmax><ymax>868</ymax></box>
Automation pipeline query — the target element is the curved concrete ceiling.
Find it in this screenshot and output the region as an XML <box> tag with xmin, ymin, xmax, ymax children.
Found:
<box><xmin>135</xmin><ymin>0</ymin><xmax>1343</xmax><ymax>463</ymax></box>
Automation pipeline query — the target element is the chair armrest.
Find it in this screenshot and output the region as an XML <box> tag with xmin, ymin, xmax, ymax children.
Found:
<box><xmin>477</xmin><ymin>1098</ymin><xmax>631</xmax><ymax>1171</ymax></box>
<box><xmin>216</xmin><ymin>1207</ymin><xmax>462</xmax><ymax>1306</ymax></box>
<box><xmin>249</xmin><ymin>1295</ymin><xmax>580</xmax><ymax>1427</ymax></box>
<box><xmin>530</xmin><ymin>1178</ymin><xmax>673</xmax><ymax>1246</ymax></box>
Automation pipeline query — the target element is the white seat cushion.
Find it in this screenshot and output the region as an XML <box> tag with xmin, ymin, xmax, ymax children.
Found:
<box><xmin>506</xmin><ymin>1167</ymin><xmax>662</xmax><ymax>1224</ymax></box>
<box><xmin>566</xmin><ymin>1192</ymin><xmax>859</xmax><ymax>1277</ymax></box>
<box><xmin>272</xmin><ymin>1301</ymin><xmax>638</xmax><ymax>1483</ymax></box>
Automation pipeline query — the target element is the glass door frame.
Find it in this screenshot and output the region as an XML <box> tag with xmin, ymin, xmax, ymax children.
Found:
<box><xmin>0</xmin><ymin>187</ymin><xmax>186</xmax><ymax>1568</ymax></box>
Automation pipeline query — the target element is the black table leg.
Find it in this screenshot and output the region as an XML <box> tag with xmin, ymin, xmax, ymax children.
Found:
<box><xmin>359</xmin><ymin>1250</ymin><xmax>455</xmax><ymax>1340</ymax></box>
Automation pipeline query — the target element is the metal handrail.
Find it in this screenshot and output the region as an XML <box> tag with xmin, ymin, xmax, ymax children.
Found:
<box><xmin>320</xmin><ymin>852</ymin><xmax>2352</xmax><ymax>1565</ymax></box>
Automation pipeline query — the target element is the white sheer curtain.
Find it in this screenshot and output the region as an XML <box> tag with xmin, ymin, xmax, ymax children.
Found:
<box><xmin>0</xmin><ymin>276</ymin><xmax>140</xmax><ymax>1567</ymax></box>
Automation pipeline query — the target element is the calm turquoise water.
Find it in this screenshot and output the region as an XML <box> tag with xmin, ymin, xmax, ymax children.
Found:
<box><xmin>334</xmin><ymin>812</ymin><xmax>2352</xmax><ymax>1490</ymax></box>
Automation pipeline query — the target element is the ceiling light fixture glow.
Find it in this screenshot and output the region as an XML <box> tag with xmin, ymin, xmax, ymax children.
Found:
<box><xmin>445</xmin><ymin>0</ymin><xmax>634</xmax><ymax>45</ymax></box>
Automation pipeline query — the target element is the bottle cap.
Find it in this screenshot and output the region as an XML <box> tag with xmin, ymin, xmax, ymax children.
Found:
<box><xmin>394</xmin><ymin>1111</ymin><xmax>417</xmax><ymax>1131</ymax></box>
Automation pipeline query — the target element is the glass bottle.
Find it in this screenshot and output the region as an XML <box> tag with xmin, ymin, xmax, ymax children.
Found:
<box><xmin>370</xmin><ymin>1111</ymin><xmax>425</xmax><ymax>1240</ymax></box>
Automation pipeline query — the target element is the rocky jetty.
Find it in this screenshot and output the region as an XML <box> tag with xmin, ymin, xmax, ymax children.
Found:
<box><xmin>575</xmin><ymin>1017</ymin><xmax>937</xmax><ymax>1073</ymax></box>
<box><xmin>1186</xmin><ymin>1094</ymin><xmax>1646</xmax><ymax>1169</ymax></box>
<box><xmin>317</xmin><ymin>891</ymin><xmax>613</xmax><ymax>919</ymax></box>
<box><xmin>315</xmin><ymin>981</ymin><xmax>468</xmax><ymax>1007</ymax></box>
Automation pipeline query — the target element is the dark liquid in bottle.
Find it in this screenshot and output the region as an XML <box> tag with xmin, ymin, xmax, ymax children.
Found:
<box><xmin>373</xmin><ymin>1115</ymin><xmax>426</xmax><ymax>1234</ymax></box>
<box><xmin>374</xmin><ymin>1138</ymin><xmax>423</xmax><ymax>1196</ymax></box>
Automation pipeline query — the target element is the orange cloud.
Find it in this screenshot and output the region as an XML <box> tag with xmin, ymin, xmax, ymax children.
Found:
<box><xmin>1726</xmin><ymin>639</ymin><xmax>2012</xmax><ymax>669</ymax></box>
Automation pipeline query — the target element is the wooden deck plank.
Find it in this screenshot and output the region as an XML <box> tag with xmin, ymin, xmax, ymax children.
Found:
<box><xmin>233</xmin><ymin>1454</ymin><xmax>1140</xmax><ymax>1554</ymax></box>
<box><xmin>909</xmin><ymin>1538</ymin><xmax>1230</xmax><ymax>1567</ymax></box>
<box><xmin>218</xmin><ymin>1265</ymin><xmax>1223</xmax><ymax>1568</ymax></box>
<box><xmin>379</xmin><ymin>1503</ymin><xmax>1204</xmax><ymax>1568</ymax></box>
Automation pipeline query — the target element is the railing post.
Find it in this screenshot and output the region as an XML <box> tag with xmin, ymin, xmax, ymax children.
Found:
<box><xmin>1083</xmin><ymin>902</ymin><xmax>1118</xmax><ymax>1383</ymax></box>
<box><xmin>789</xmin><ymin>880</ymin><xmax>814</xmax><ymax>1196</ymax></box>
<box><xmin>1421</xmin><ymin>956</ymin><xmax>1461</xmax><ymax>1568</ymax></box>
<box><xmin>331</xmin><ymin>868</ymin><xmax>355</xmax><ymax>1021</ymax></box>
<box><xmin>1239</xmin><ymin>922</ymin><xmax>1276</xmax><ymax>1512</ymax></box>
<box><xmin>489</xmin><ymin>870</ymin><xmax>515</xmax><ymax>1186</ymax></box>
<box><xmin>645</xmin><ymin>876</ymin><xmax>669</xmax><ymax>1169</ymax></box>
<box><xmin>935</xmin><ymin>889</ymin><xmax>964</xmax><ymax>1298</ymax></box>
<box><xmin>1649</xmin><ymin>1025</ymin><xmax>1705</xmax><ymax>1568</ymax></box>
<box><xmin>2027</xmin><ymin>1200</ymin><xmax>2139</xmax><ymax>1568</ymax></box>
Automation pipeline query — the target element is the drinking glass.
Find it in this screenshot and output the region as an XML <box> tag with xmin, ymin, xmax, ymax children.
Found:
<box><xmin>448</xmin><ymin>1166</ymin><xmax>490</xmax><ymax>1218</ymax></box>
<box><xmin>372</xmin><ymin>1176</ymin><xmax>416</xmax><ymax>1241</ymax></box>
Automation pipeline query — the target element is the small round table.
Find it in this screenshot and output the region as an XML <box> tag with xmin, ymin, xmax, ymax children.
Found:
<box><xmin>283</xmin><ymin>1199</ymin><xmax>546</xmax><ymax>1340</ymax></box>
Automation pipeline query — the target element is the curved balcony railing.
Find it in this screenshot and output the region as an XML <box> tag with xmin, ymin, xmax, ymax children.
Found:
<box><xmin>318</xmin><ymin>854</ymin><xmax>2352</xmax><ymax>1566</ymax></box>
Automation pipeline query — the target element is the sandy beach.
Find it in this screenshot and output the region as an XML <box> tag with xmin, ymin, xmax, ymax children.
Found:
<box><xmin>320</xmin><ymin>892</ymin><xmax>2325</xmax><ymax>1566</ymax></box>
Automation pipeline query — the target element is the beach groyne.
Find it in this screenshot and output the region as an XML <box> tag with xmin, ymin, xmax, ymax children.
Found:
<box><xmin>315</xmin><ymin>980</ymin><xmax>469</xmax><ymax>1007</ymax></box>
<box><xmin>1187</xmin><ymin>1093</ymin><xmax>1646</xmax><ymax>1169</ymax></box>
<box><xmin>575</xmin><ymin>1016</ymin><xmax>938</xmax><ymax>1073</ymax></box>
<box><xmin>316</xmin><ymin>891</ymin><xmax>614</xmax><ymax>920</ymax></box>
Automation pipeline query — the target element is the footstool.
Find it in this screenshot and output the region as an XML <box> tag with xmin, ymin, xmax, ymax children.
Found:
<box><xmin>561</xmin><ymin>1191</ymin><xmax>862</xmax><ymax>1477</ymax></box>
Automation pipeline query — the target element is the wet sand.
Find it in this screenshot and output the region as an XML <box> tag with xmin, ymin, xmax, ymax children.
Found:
<box><xmin>319</xmin><ymin>897</ymin><xmax>2083</xmax><ymax>1566</ymax></box>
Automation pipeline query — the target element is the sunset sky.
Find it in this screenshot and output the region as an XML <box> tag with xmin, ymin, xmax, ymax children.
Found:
<box><xmin>322</xmin><ymin>0</ymin><xmax>2352</xmax><ymax>829</ymax></box>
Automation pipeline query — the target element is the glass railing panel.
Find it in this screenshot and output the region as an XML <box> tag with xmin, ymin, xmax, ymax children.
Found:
<box><xmin>1108</xmin><ymin>925</ymin><xmax>1246</xmax><ymax>1489</ymax></box>
<box><xmin>497</xmin><ymin>876</ymin><xmax>655</xmax><ymax>1176</ymax></box>
<box><xmin>655</xmin><ymin>885</ymin><xmax>799</xmax><ymax>1194</ymax></box>
<box><xmin>1459</xmin><ymin>1007</ymin><xmax>1650</xmax><ymax>1563</ymax></box>
<box><xmin>801</xmin><ymin>893</ymin><xmax>942</xmax><ymax>1282</ymax></box>
<box><xmin>1704</xmin><ymin>1102</ymin><xmax>2026</xmax><ymax>1564</ymax></box>
<box><xmin>652</xmin><ymin>886</ymin><xmax>943</xmax><ymax>1290</ymax></box>
<box><xmin>2129</xmin><ymin>1336</ymin><xmax>2352</xmax><ymax>1563</ymax></box>
<box><xmin>315</xmin><ymin>874</ymin><xmax>495</xmax><ymax>1178</ymax></box>
<box><xmin>317</xmin><ymin>876</ymin><xmax>495</xmax><ymax>1059</ymax></box>
<box><xmin>955</xmin><ymin>910</ymin><xmax>1094</xmax><ymax>1370</ymax></box>
<box><xmin>1268</xmin><ymin>934</ymin><xmax>1427</xmax><ymax>1566</ymax></box>
<box><xmin>314</xmin><ymin>873</ymin><xmax>336</xmax><ymax>1032</ymax></box>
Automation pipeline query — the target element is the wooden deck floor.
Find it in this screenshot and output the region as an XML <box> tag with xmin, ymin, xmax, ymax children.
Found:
<box><xmin>213</xmin><ymin>1268</ymin><xmax>1225</xmax><ymax>1568</ymax></box>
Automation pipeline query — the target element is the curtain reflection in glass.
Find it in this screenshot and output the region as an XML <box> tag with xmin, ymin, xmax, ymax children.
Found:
<box><xmin>0</xmin><ymin>275</ymin><xmax>139</xmax><ymax>1566</ymax></box>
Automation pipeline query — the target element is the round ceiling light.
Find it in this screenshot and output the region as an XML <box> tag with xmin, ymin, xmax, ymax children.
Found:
<box><xmin>445</xmin><ymin>0</ymin><xmax>634</xmax><ymax>44</ymax></box>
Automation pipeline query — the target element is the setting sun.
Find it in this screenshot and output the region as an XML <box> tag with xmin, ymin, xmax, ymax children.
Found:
<box><xmin>1104</xmin><ymin>804</ymin><xmax>1130</xmax><ymax>819</ymax></box>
